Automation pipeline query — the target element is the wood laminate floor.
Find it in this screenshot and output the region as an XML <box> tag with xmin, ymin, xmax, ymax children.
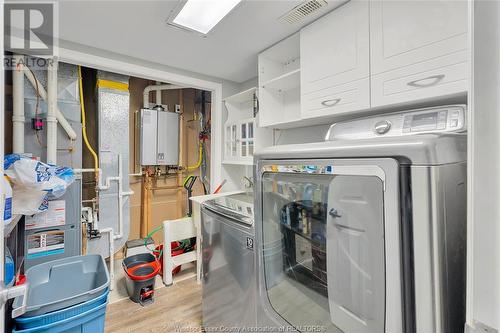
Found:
<box><xmin>105</xmin><ymin>278</ymin><xmax>202</xmax><ymax>333</ymax></box>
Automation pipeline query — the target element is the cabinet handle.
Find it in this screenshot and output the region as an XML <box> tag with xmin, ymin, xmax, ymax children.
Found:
<box><xmin>321</xmin><ymin>98</ymin><xmax>341</xmax><ymax>107</ymax></box>
<box><xmin>407</xmin><ymin>74</ymin><xmax>445</xmax><ymax>88</ymax></box>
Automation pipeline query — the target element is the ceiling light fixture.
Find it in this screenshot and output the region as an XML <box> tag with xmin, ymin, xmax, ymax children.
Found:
<box><xmin>172</xmin><ymin>0</ymin><xmax>242</xmax><ymax>34</ymax></box>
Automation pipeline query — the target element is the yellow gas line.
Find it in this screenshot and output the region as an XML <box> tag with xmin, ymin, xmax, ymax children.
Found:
<box><xmin>78</xmin><ymin>66</ymin><xmax>99</xmax><ymax>180</ymax></box>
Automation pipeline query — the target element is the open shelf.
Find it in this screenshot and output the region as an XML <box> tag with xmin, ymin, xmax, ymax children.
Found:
<box><xmin>261</xmin><ymin>69</ymin><xmax>300</xmax><ymax>92</ymax></box>
<box><xmin>224</xmin><ymin>87</ymin><xmax>257</xmax><ymax>104</ymax></box>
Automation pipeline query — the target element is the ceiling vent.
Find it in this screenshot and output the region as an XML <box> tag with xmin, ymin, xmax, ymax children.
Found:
<box><xmin>279</xmin><ymin>0</ymin><xmax>328</xmax><ymax>24</ymax></box>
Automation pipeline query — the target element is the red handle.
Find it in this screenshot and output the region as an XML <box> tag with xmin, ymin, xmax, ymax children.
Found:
<box><xmin>141</xmin><ymin>290</ymin><xmax>154</xmax><ymax>298</ymax></box>
<box><xmin>126</xmin><ymin>261</ymin><xmax>161</xmax><ymax>281</ymax></box>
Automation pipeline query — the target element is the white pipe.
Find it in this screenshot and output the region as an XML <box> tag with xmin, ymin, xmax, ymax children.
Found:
<box><xmin>75</xmin><ymin>156</ymin><xmax>133</xmax><ymax>290</ymax></box>
<box><xmin>129</xmin><ymin>172</ymin><xmax>142</xmax><ymax>177</ymax></box>
<box><xmin>46</xmin><ymin>59</ymin><xmax>57</xmax><ymax>164</ymax></box>
<box><xmin>155</xmin><ymin>81</ymin><xmax>162</xmax><ymax>106</ymax></box>
<box><xmin>23</xmin><ymin>67</ymin><xmax>78</xmax><ymax>140</ymax></box>
<box><xmin>12</xmin><ymin>54</ymin><xmax>25</xmax><ymax>154</ymax></box>
<box><xmin>142</xmin><ymin>84</ymin><xmax>184</xmax><ymax>108</ymax></box>
<box><xmin>99</xmin><ymin>228</ymin><xmax>115</xmax><ymax>291</ymax></box>
<box><xmin>81</xmin><ymin>206</ymin><xmax>93</xmax><ymax>225</ymax></box>
<box><xmin>75</xmin><ymin>157</ymin><xmax>133</xmax><ymax>237</ymax></box>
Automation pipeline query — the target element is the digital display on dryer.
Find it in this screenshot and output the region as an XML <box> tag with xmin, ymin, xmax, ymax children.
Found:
<box><xmin>412</xmin><ymin>112</ymin><xmax>437</xmax><ymax>129</ymax></box>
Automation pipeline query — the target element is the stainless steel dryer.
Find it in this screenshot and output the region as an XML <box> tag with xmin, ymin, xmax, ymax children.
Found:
<box><xmin>254</xmin><ymin>105</ymin><xmax>467</xmax><ymax>333</ymax></box>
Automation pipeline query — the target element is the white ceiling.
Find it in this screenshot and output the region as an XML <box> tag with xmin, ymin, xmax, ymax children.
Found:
<box><xmin>57</xmin><ymin>0</ymin><xmax>344</xmax><ymax>83</ymax></box>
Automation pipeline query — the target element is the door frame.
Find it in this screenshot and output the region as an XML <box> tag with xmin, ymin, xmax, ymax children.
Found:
<box><xmin>55</xmin><ymin>44</ymin><xmax>224</xmax><ymax>192</ymax></box>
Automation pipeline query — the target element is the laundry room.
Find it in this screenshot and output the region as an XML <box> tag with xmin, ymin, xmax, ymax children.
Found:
<box><xmin>0</xmin><ymin>1</ymin><xmax>499</xmax><ymax>333</ymax></box>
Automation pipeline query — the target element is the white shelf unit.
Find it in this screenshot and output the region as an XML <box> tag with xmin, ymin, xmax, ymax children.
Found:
<box><xmin>223</xmin><ymin>87</ymin><xmax>273</xmax><ymax>166</ymax></box>
<box><xmin>261</xmin><ymin>68</ymin><xmax>300</xmax><ymax>91</ymax></box>
<box><xmin>258</xmin><ymin>33</ymin><xmax>301</xmax><ymax>128</ymax></box>
<box><xmin>223</xmin><ymin>117</ymin><xmax>255</xmax><ymax>165</ymax></box>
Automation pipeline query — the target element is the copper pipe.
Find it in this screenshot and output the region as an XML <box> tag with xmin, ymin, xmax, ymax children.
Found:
<box><xmin>150</xmin><ymin>186</ymin><xmax>182</xmax><ymax>191</ymax></box>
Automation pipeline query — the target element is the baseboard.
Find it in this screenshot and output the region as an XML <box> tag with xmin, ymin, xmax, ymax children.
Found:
<box><xmin>466</xmin><ymin>321</ymin><xmax>499</xmax><ymax>333</ymax></box>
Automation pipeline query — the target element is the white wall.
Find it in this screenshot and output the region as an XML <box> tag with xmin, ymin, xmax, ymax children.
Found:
<box><xmin>467</xmin><ymin>1</ymin><xmax>500</xmax><ymax>331</ymax></box>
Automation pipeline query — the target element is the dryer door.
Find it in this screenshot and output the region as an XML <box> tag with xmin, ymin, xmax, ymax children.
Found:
<box><xmin>258</xmin><ymin>159</ymin><xmax>403</xmax><ymax>333</ymax></box>
<box><xmin>326</xmin><ymin>175</ymin><xmax>385</xmax><ymax>333</ymax></box>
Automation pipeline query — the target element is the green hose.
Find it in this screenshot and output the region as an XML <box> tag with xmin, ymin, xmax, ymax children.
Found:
<box><xmin>144</xmin><ymin>225</ymin><xmax>163</xmax><ymax>257</ymax></box>
<box><xmin>143</xmin><ymin>224</ymin><xmax>192</xmax><ymax>259</ymax></box>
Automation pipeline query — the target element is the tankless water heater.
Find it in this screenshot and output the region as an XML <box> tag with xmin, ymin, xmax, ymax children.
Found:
<box><xmin>139</xmin><ymin>108</ymin><xmax>179</xmax><ymax>165</ymax></box>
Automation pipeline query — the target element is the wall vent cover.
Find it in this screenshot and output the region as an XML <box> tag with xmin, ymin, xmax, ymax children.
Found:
<box><xmin>279</xmin><ymin>0</ymin><xmax>328</xmax><ymax>24</ymax></box>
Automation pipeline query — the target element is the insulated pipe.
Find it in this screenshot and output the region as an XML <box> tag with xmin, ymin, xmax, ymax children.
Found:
<box><xmin>23</xmin><ymin>67</ymin><xmax>77</xmax><ymax>140</ymax></box>
<box><xmin>142</xmin><ymin>84</ymin><xmax>184</xmax><ymax>108</ymax></box>
<box><xmin>46</xmin><ymin>59</ymin><xmax>58</xmax><ymax>164</ymax></box>
<box><xmin>12</xmin><ymin>54</ymin><xmax>25</xmax><ymax>153</ymax></box>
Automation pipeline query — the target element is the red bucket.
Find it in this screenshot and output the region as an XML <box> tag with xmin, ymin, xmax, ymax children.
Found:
<box><xmin>154</xmin><ymin>242</ymin><xmax>184</xmax><ymax>276</ymax></box>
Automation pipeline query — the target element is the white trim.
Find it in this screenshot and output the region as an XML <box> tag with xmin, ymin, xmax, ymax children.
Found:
<box><xmin>56</xmin><ymin>45</ymin><xmax>224</xmax><ymax>192</ymax></box>
<box><xmin>0</xmin><ymin>0</ymin><xmax>6</xmax><ymax>330</ymax></box>
<box><xmin>466</xmin><ymin>0</ymin><xmax>475</xmax><ymax>325</ymax></box>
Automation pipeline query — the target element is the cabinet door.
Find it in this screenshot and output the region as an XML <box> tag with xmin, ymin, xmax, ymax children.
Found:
<box><xmin>370</xmin><ymin>0</ymin><xmax>468</xmax><ymax>74</ymax></box>
<box><xmin>370</xmin><ymin>1</ymin><xmax>468</xmax><ymax>106</ymax></box>
<box><xmin>240</xmin><ymin>120</ymin><xmax>255</xmax><ymax>158</ymax></box>
<box><xmin>301</xmin><ymin>1</ymin><xmax>370</xmax><ymax>95</ymax></box>
<box><xmin>225</xmin><ymin>123</ymin><xmax>238</xmax><ymax>160</ymax></box>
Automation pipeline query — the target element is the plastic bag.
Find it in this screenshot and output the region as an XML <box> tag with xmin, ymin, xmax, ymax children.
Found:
<box><xmin>4</xmin><ymin>154</ymin><xmax>75</xmax><ymax>215</ymax></box>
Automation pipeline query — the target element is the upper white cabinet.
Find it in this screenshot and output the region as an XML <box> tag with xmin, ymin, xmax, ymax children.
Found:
<box><xmin>370</xmin><ymin>0</ymin><xmax>468</xmax><ymax>106</ymax></box>
<box><xmin>257</xmin><ymin>0</ymin><xmax>469</xmax><ymax>128</ymax></box>
<box><xmin>259</xmin><ymin>33</ymin><xmax>301</xmax><ymax>128</ymax></box>
<box><xmin>300</xmin><ymin>0</ymin><xmax>370</xmax><ymax>118</ymax></box>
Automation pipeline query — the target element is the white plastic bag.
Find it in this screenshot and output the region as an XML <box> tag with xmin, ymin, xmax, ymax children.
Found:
<box><xmin>4</xmin><ymin>154</ymin><xmax>75</xmax><ymax>215</ymax></box>
<box><xmin>11</xmin><ymin>188</ymin><xmax>48</xmax><ymax>215</ymax></box>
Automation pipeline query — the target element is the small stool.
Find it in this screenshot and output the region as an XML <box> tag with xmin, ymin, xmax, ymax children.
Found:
<box><xmin>162</xmin><ymin>217</ymin><xmax>200</xmax><ymax>285</ymax></box>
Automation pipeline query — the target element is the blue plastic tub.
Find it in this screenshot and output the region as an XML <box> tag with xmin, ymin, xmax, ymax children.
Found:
<box><xmin>13</xmin><ymin>255</ymin><xmax>110</xmax><ymax>317</ymax></box>
<box><xmin>12</xmin><ymin>301</ymin><xmax>108</xmax><ymax>333</ymax></box>
<box><xmin>15</xmin><ymin>290</ymin><xmax>109</xmax><ymax>330</ymax></box>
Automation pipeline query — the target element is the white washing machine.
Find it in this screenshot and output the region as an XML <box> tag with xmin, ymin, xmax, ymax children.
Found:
<box><xmin>254</xmin><ymin>105</ymin><xmax>467</xmax><ymax>333</ymax></box>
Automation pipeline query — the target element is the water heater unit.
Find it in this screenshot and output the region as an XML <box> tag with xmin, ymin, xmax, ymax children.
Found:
<box><xmin>140</xmin><ymin>109</ymin><xmax>179</xmax><ymax>165</ymax></box>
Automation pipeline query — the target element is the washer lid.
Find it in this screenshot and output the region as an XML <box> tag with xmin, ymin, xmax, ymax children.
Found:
<box><xmin>203</xmin><ymin>193</ymin><xmax>254</xmax><ymax>225</ymax></box>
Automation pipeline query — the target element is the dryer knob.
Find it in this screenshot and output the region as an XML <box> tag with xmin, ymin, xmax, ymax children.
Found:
<box><xmin>374</xmin><ymin>120</ymin><xmax>392</xmax><ymax>135</ymax></box>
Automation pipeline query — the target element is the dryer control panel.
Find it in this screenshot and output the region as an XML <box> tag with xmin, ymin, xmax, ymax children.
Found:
<box><xmin>326</xmin><ymin>105</ymin><xmax>466</xmax><ymax>141</ymax></box>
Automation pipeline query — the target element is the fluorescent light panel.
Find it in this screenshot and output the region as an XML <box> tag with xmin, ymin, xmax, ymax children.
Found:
<box><xmin>173</xmin><ymin>0</ymin><xmax>242</xmax><ymax>34</ymax></box>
